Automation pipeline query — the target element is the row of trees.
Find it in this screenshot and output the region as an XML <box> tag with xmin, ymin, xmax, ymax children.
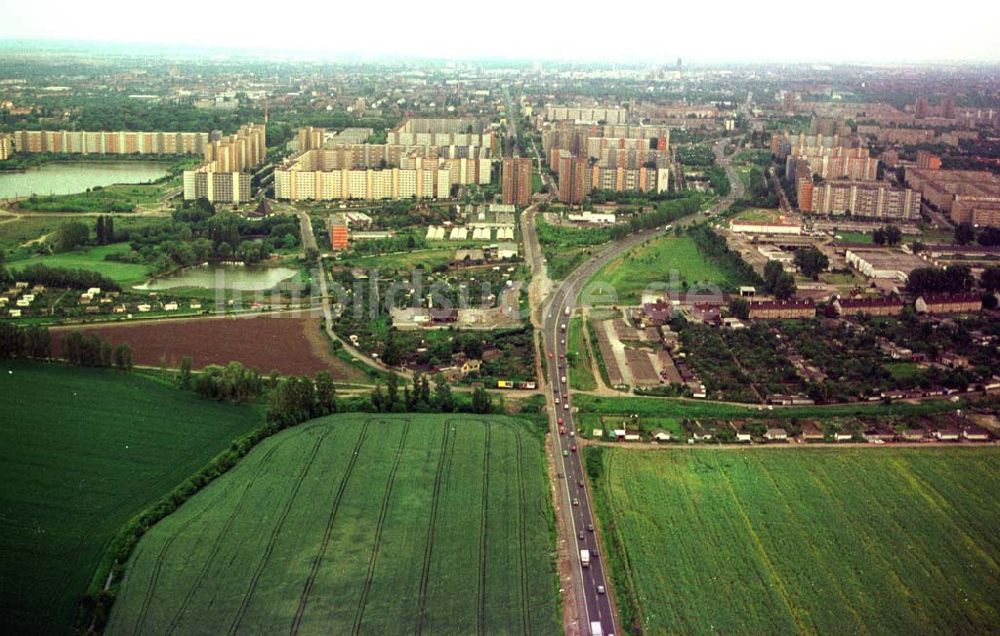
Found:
<box><xmin>266</xmin><ymin>372</ymin><xmax>339</xmax><ymax>426</ymax></box>
<box><xmin>955</xmin><ymin>223</ymin><xmax>1000</xmax><ymax>247</ymax></box>
<box><xmin>0</xmin><ymin>323</ymin><xmax>51</xmax><ymax>359</ymax></box>
<box><xmin>609</xmin><ymin>196</ymin><xmax>702</xmax><ymax>240</ymax></box>
<box><xmin>61</xmin><ymin>331</ymin><xmax>134</xmax><ymax>370</ymax></box>
<box><xmin>369</xmin><ymin>372</ymin><xmax>493</xmax><ymax>414</ymax></box>
<box><xmin>190</xmin><ymin>361</ymin><xmax>264</xmax><ymax>404</ymax></box>
<box><xmin>871</xmin><ymin>225</ymin><xmax>902</xmax><ymax>246</ymax></box>
<box><xmin>1</xmin><ymin>263</ymin><xmax>120</xmax><ymax>291</ymax></box>
<box><xmin>906</xmin><ymin>265</ymin><xmax>975</xmax><ymax>295</ymax></box>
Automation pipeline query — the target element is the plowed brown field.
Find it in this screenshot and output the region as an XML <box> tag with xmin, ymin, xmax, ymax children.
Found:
<box><xmin>52</xmin><ymin>312</ymin><xmax>366</xmax><ymax>381</ymax></box>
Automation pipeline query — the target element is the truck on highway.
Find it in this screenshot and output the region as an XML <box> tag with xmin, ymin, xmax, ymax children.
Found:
<box><xmin>564</xmin><ymin>306</ymin><xmax>571</xmax><ymax>316</ymax></box>
<box><xmin>590</xmin><ymin>621</ymin><xmax>604</xmax><ymax>636</ymax></box>
<box><xmin>560</xmin><ymin>323</ymin><xmax>566</xmax><ymax>331</ymax></box>
<box><xmin>580</xmin><ymin>549</ymin><xmax>590</xmax><ymax>567</ymax></box>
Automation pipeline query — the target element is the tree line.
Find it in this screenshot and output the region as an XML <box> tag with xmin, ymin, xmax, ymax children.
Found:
<box><xmin>608</xmin><ymin>196</ymin><xmax>702</xmax><ymax>240</ymax></box>
<box><xmin>0</xmin><ymin>324</ymin><xmax>133</xmax><ymax>371</ymax></box>
<box><xmin>370</xmin><ymin>372</ymin><xmax>493</xmax><ymax>415</ymax></box>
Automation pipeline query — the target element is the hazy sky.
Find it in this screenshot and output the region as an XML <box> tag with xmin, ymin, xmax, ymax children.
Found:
<box><xmin>2</xmin><ymin>0</ymin><xmax>999</xmax><ymax>63</ymax></box>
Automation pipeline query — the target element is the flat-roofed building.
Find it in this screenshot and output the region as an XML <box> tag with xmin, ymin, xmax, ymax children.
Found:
<box><xmin>502</xmin><ymin>157</ymin><xmax>532</xmax><ymax>206</ymax></box>
<box><xmin>845</xmin><ymin>248</ymin><xmax>927</xmax><ymax>281</ymax></box>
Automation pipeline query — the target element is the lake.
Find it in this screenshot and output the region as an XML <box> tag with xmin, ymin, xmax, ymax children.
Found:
<box><xmin>0</xmin><ymin>161</ymin><xmax>171</xmax><ymax>199</ymax></box>
<box><xmin>134</xmin><ymin>265</ymin><xmax>300</xmax><ymax>291</ymax></box>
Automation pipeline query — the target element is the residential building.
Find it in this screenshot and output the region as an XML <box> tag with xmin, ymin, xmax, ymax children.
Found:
<box><xmin>330</xmin><ymin>214</ymin><xmax>350</xmax><ymax>250</ymax></box>
<box><xmin>501</xmin><ymin>157</ymin><xmax>532</xmax><ymax>206</ymax></box>
<box><xmin>904</xmin><ymin>168</ymin><xmax>1000</xmax><ymax>225</ymax></box>
<box><xmin>915</xmin><ymin>150</ymin><xmax>942</xmax><ymax>170</ymax></box>
<box><xmin>0</xmin><ymin>134</ymin><xmax>11</xmax><ymax>160</ymax></box>
<box><xmin>748</xmin><ymin>299</ymin><xmax>816</xmax><ymax>320</ymax></box>
<box><xmin>12</xmin><ymin>129</ymin><xmax>209</xmax><ymax>155</ymax></box>
<box><xmin>803</xmin><ymin>180</ymin><xmax>921</xmax><ymax>220</ymax></box>
<box><xmin>182</xmin><ymin>124</ymin><xmax>266</xmax><ymax>203</ymax></box>
<box><xmin>915</xmin><ymin>294</ymin><xmax>983</xmax><ymax>315</ymax></box>
<box><xmin>557</xmin><ymin>151</ymin><xmax>589</xmax><ymax>205</ymax></box>
<box><xmin>832</xmin><ymin>297</ymin><xmax>904</xmax><ymax>317</ymax></box>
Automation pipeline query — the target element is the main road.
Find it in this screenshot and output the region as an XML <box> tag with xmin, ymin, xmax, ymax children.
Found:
<box><xmin>532</xmin><ymin>139</ymin><xmax>742</xmax><ymax>635</ymax></box>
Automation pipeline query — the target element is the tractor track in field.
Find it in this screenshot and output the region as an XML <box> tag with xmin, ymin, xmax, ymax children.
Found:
<box><xmin>414</xmin><ymin>420</ymin><xmax>454</xmax><ymax>635</ymax></box>
<box><xmin>227</xmin><ymin>427</ymin><xmax>331</xmax><ymax>636</ymax></box>
<box><xmin>351</xmin><ymin>418</ymin><xmax>411</xmax><ymax>636</ymax></box>
<box><xmin>477</xmin><ymin>422</ymin><xmax>492</xmax><ymax>636</ymax></box>
<box><xmin>164</xmin><ymin>441</ymin><xmax>287</xmax><ymax>636</ymax></box>
<box><xmin>130</xmin><ymin>453</ymin><xmax>260</xmax><ymax>636</ymax></box>
<box><xmin>288</xmin><ymin>419</ymin><xmax>372</xmax><ymax>635</ymax></box>
<box><xmin>515</xmin><ymin>434</ymin><xmax>531</xmax><ymax>636</ymax></box>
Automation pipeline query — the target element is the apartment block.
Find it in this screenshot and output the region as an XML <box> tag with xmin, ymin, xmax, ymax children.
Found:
<box><xmin>904</xmin><ymin>168</ymin><xmax>1000</xmax><ymax>225</ymax></box>
<box><xmin>543</xmin><ymin>105</ymin><xmax>629</xmax><ymax>124</ymax></box>
<box><xmin>915</xmin><ymin>150</ymin><xmax>942</xmax><ymax>170</ymax></box>
<box><xmin>501</xmin><ymin>157</ymin><xmax>532</xmax><ymax>206</ymax></box>
<box><xmin>805</xmin><ymin>181</ymin><xmax>921</xmax><ymax>220</ymax></box>
<box><xmin>183</xmin><ymin>124</ymin><xmax>266</xmax><ymax>203</ymax></box>
<box><xmin>557</xmin><ymin>151</ymin><xmax>589</xmax><ymax>205</ymax></box>
<box><xmin>11</xmin><ymin>130</ymin><xmax>209</xmax><ymax>155</ymax></box>
<box><xmin>0</xmin><ymin>134</ymin><xmax>11</xmax><ymax>160</ymax></box>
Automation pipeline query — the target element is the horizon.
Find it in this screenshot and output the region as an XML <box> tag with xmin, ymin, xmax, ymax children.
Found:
<box><xmin>2</xmin><ymin>0</ymin><xmax>1000</xmax><ymax>65</ymax></box>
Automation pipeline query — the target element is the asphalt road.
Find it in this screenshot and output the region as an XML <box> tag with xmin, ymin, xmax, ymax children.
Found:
<box><xmin>537</xmin><ymin>139</ymin><xmax>742</xmax><ymax>636</ymax></box>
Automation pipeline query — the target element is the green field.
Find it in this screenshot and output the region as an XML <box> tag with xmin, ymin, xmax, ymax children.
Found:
<box><xmin>567</xmin><ymin>316</ymin><xmax>596</xmax><ymax>391</ymax></box>
<box><xmin>590</xmin><ymin>447</ymin><xmax>1000</xmax><ymax>635</ymax></box>
<box><xmin>0</xmin><ymin>215</ymin><xmax>59</xmax><ymax>250</ymax></box>
<box><xmin>350</xmin><ymin>246</ymin><xmax>456</xmax><ymax>271</ymax></box>
<box><xmin>9</xmin><ymin>242</ymin><xmax>149</xmax><ymax>284</ymax></box>
<box><xmin>0</xmin><ymin>361</ymin><xmax>261</xmax><ymax>635</ymax></box>
<box><xmin>107</xmin><ymin>413</ymin><xmax>559</xmax><ymax>635</ymax></box>
<box><xmin>590</xmin><ymin>235</ymin><xmax>738</xmax><ymax>304</ymax></box>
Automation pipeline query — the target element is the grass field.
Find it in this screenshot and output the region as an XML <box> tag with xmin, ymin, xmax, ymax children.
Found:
<box><xmin>9</xmin><ymin>242</ymin><xmax>149</xmax><ymax>284</ymax></box>
<box><xmin>349</xmin><ymin>247</ymin><xmax>456</xmax><ymax>271</ymax></box>
<box><xmin>0</xmin><ymin>215</ymin><xmax>59</xmax><ymax>250</ymax></box>
<box><xmin>590</xmin><ymin>235</ymin><xmax>737</xmax><ymax>304</ymax></box>
<box><xmin>590</xmin><ymin>447</ymin><xmax>1000</xmax><ymax>635</ymax></box>
<box><xmin>567</xmin><ymin>316</ymin><xmax>597</xmax><ymax>391</ymax></box>
<box><xmin>0</xmin><ymin>361</ymin><xmax>261</xmax><ymax>636</ymax></box>
<box><xmin>107</xmin><ymin>413</ymin><xmax>560</xmax><ymax>635</ymax></box>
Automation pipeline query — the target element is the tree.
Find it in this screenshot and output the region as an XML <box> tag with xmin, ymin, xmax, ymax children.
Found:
<box><xmin>871</xmin><ymin>227</ymin><xmax>887</xmax><ymax>245</ymax></box>
<box><xmin>884</xmin><ymin>225</ymin><xmax>902</xmax><ymax>246</ymax></box>
<box><xmin>113</xmin><ymin>343</ymin><xmax>134</xmax><ymax>372</ymax></box>
<box><xmin>178</xmin><ymin>356</ymin><xmax>193</xmax><ymax>388</ymax></box>
<box><xmin>793</xmin><ymin>247</ymin><xmax>829</xmax><ymax>280</ymax></box>
<box><xmin>955</xmin><ymin>222</ymin><xmax>976</xmax><ymax>246</ymax></box>
<box><xmin>471</xmin><ymin>385</ymin><xmax>492</xmax><ymax>414</ymax></box>
<box><xmin>728</xmin><ymin>297</ymin><xmax>750</xmax><ymax>320</ymax></box>
<box><xmin>55</xmin><ymin>220</ymin><xmax>89</xmax><ymax>252</ymax></box>
<box><xmin>977</xmin><ymin>226</ymin><xmax>1000</xmax><ymax>247</ymax></box>
<box><xmin>772</xmin><ymin>272</ymin><xmax>797</xmax><ymax>300</ymax></box>
<box><xmin>386</xmin><ymin>373</ymin><xmax>400</xmax><ymax>412</ymax></box>
<box><xmin>433</xmin><ymin>373</ymin><xmax>454</xmax><ymax>412</ymax></box>
<box><xmin>315</xmin><ymin>371</ymin><xmax>337</xmax><ymax>415</ymax></box>
<box><xmin>95</xmin><ymin>216</ymin><xmax>106</xmax><ymax>245</ymax></box>
<box><xmin>370</xmin><ymin>383</ymin><xmax>385</xmax><ymax>412</ymax></box>
<box><xmin>982</xmin><ymin>266</ymin><xmax>1000</xmax><ymax>292</ymax></box>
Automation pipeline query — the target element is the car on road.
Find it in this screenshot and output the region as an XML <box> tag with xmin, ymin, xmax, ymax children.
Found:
<box><xmin>571</xmin><ymin>445</ymin><xmax>577</xmax><ymax>452</ymax></box>
<box><xmin>562</xmin><ymin>450</ymin><xmax>569</xmax><ymax>457</ymax></box>
<box><xmin>554</xmin><ymin>396</ymin><xmax>560</xmax><ymax>404</ymax></box>
<box><xmin>569</xmin><ymin>431</ymin><xmax>575</xmax><ymax>437</ymax></box>
<box><xmin>578</xmin><ymin>531</ymin><xmax>584</xmax><ymax>540</ymax></box>
<box><xmin>597</xmin><ymin>585</ymin><xmax>606</xmax><ymax>595</ymax></box>
<box><xmin>559</xmin><ymin>427</ymin><xmax>566</xmax><ymax>435</ymax></box>
<box><xmin>572</xmin><ymin>498</ymin><xmax>579</xmax><ymax>506</ymax></box>
<box><xmin>558</xmin><ymin>417</ymin><xmax>564</xmax><ymax>425</ymax></box>
<box><xmin>560</xmin><ymin>339</ymin><xmax>565</xmax><ymax>345</ymax></box>
<box><xmin>564</xmin><ymin>403</ymin><xmax>569</xmax><ymax>410</ymax></box>
<box><xmin>547</xmin><ymin>352</ymin><xmax>553</xmax><ymax>358</ymax></box>
<box><xmin>588</xmin><ymin>523</ymin><xmax>594</xmax><ymax>532</ymax></box>
<box><xmin>578</xmin><ymin>480</ymin><xmax>584</xmax><ymax>487</ymax></box>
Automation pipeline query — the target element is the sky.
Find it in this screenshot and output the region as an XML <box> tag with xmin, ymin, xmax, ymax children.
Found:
<box><xmin>1</xmin><ymin>0</ymin><xmax>999</xmax><ymax>64</ymax></box>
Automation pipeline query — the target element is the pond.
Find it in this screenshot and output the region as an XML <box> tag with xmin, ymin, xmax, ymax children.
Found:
<box><xmin>0</xmin><ymin>161</ymin><xmax>171</xmax><ymax>199</ymax></box>
<box><xmin>133</xmin><ymin>265</ymin><xmax>300</xmax><ymax>291</ymax></box>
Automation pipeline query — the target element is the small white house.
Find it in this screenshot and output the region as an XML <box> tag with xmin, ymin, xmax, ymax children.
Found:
<box><xmin>736</xmin><ymin>432</ymin><xmax>753</xmax><ymax>443</ymax></box>
<box><xmin>164</xmin><ymin>302</ymin><xmax>179</xmax><ymax>311</ymax></box>
<box><xmin>86</xmin><ymin>287</ymin><xmax>101</xmax><ymax>296</ymax></box>
<box><xmin>137</xmin><ymin>303</ymin><xmax>152</xmax><ymax>312</ymax></box>
<box><xmin>8</xmin><ymin>309</ymin><xmax>22</xmax><ymax>318</ymax></box>
<box><xmin>651</xmin><ymin>429</ymin><xmax>672</xmax><ymax>442</ymax></box>
<box><xmin>623</xmin><ymin>434</ymin><xmax>641</xmax><ymax>442</ymax></box>
<box><xmin>764</xmin><ymin>428</ymin><xmax>788</xmax><ymax>441</ymax></box>
<box><xmin>189</xmin><ymin>302</ymin><xmax>202</xmax><ymax>310</ymax></box>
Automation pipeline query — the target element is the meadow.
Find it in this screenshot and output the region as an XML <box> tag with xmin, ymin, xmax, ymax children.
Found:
<box><xmin>567</xmin><ymin>315</ymin><xmax>597</xmax><ymax>390</ymax></box>
<box><xmin>590</xmin><ymin>447</ymin><xmax>1000</xmax><ymax>635</ymax></box>
<box><xmin>0</xmin><ymin>361</ymin><xmax>261</xmax><ymax>635</ymax></box>
<box><xmin>107</xmin><ymin>413</ymin><xmax>560</xmax><ymax>635</ymax></box>
<box><xmin>9</xmin><ymin>242</ymin><xmax>149</xmax><ymax>284</ymax></box>
<box><xmin>590</xmin><ymin>235</ymin><xmax>738</xmax><ymax>304</ymax></box>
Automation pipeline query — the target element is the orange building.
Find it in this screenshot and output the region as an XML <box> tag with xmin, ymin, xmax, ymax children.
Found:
<box><xmin>501</xmin><ymin>157</ymin><xmax>532</xmax><ymax>206</ymax></box>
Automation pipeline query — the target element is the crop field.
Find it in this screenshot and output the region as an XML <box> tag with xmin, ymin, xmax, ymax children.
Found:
<box><xmin>590</xmin><ymin>235</ymin><xmax>737</xmax><ymax>304</ymax></box>
<box><xmin>590</xmin><ymin>447</ymin><xmax>1000</xmax><ymax>635</ymax></box>
<box><xmin>9</xmin><ymin>242</ymin><xmax>149</xmax><ymax>284</ymax></box>
<box><xmin>52</xmin><ymin>312</ymin><xmax>367</xmax><ymax>380</ymax></box>
<box><xmin>107</xmin><ymin>413</ymin><xmax>559</xmax><ymax>635</ymax></box>
<box><xmin>0</xmin><ymin>361</ymin><xmax>261</xmax><ymax>635</ymax></box>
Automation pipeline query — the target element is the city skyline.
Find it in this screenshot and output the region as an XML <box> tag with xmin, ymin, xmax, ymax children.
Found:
<box><xmin>2</xmin><ymin>0</ymin><xmax>1000</xmax><ymax>64</ymax></box>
